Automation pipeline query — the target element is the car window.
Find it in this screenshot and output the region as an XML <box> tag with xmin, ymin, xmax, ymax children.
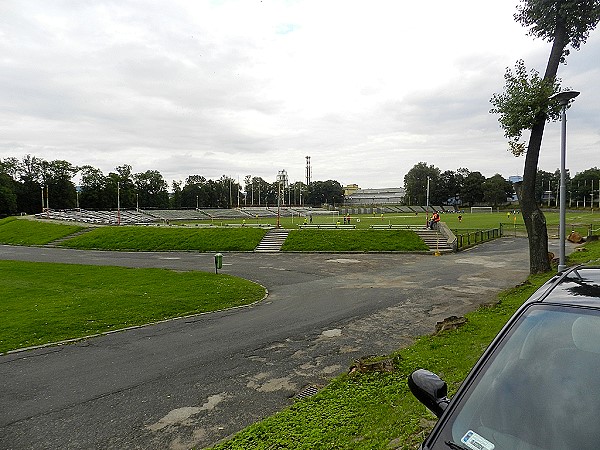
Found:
<box><xmin>433</xmin><ymin>305</ymin><xmax>600</xmax><ymax>450</ymax></box>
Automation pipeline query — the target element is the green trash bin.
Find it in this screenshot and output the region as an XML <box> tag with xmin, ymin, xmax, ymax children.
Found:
<box><xmin>214</xmin><ymin>253</ymin><xmax>223</xmax><ymax>274</ymax></box>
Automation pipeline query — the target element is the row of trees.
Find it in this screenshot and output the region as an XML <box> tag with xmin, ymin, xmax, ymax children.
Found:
<box><xmin>403</xmin><ymin>162</ymin><xmax>600</xmax><ymax>208</ymax></box>
<box><xmin>0</xmin><ymin>156</ymin><xmax>345</xmax><ymax>216</ymax></box>
<box><xmin>536</xmin><ymin>167</ymin><xmax>600</xmax><ymax>207</ymax></box>
<box><xmin>403</xmin><ymin>163</ymin><xmax>514</xmax><ymax>207</ymax></box>
<box><xmin>3</xmin><ymin>155</ymin><xmax>598</xmax><ymax>217</ymax></box>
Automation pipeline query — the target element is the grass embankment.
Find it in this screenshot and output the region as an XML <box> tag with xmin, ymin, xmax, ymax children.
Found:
<box><xmin>281</xmin><ymin>229</ymin><xmax>429</xmax><ymax>252</ymax></box>
<box><xmin>59</xmin><ymin>225</ymin><xmax>266</xmax><ymax>251</ymax></box>
<box><xmin>0</xmin><ymin>260</ymin><xmax>266</xmax><ymax>353</ymax></box>
<box><xmin>564</xmin><ymin>237</ymin><xmax>600</xmax><ymax>265</ymax></box>
<box><xmin>0</xmin><ymin>217</ymin><xmax>83</xmax><ymax>245</ymax></box>
<box><xmin>208</xmin><ymin>242</ymin><xmax>600</xmax><ymax>450</ymax></box>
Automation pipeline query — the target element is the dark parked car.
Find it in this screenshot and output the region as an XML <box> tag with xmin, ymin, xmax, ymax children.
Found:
<box><xmin>409</xmin><ymin>265</ymin><xmax>600</xmax><ymax>450</ymax></box>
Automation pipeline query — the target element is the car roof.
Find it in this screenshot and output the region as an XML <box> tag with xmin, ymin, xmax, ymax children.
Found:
<box><xmin>525</xmin><ymin>265</ymin><xmax>600</xmax><ymax>308</ymax></box>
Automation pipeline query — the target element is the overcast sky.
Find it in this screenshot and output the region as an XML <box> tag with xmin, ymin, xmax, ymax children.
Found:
<box><xmin>1</xmin><ymin>0</ymin><xmax>599</xmax><ymax>190</ymax></box>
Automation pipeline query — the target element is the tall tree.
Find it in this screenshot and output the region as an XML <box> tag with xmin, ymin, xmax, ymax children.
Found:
<box><xmin>535</xmin><ymin>169</ymin><xmax>559</xmax><ymax>206</ymax></box>
<box><xmin>482</xmin><ymin>174</ymin><xmax>514</xmax><ymax>207</ymax></box>
<box><xmin>251</xmin><ymin>177</ymin><xmax>272</xmax><ymax>206</ymax></box>
<box><xmin>79</xmin><ymin>165</ymin><xmax>108</xmax><ymax>209</ymax></box>
<box><xmin>305</xmin><ymin>180</ymin><xmax>343</xmax><ymax>207</ymax></box>
<box><xmin>437</xmin><ymin>170</ymin><xmax>461</xmax><ymax>206</ymax></box>
<box><xmin>114</xmin><ymin>165</ymin><xmax>136</xmax><ymax>209</ymax></box>
<box><xmin>40</xmin><ymin>160</ymin><xmax>78</xmax><ymax>210</ymax></box>
<box><xmin>134</xmin><ymin>170</ymin><xmax>170</xmax><ymax>208</ymax></box>
<box><xmin>170</xmin><ymin>180</ymin><xmax>183</xmax><ymax>209</ymax></box>
<box><xmin>0</xmin><ymin>158</ymin><xmax>19</xmax><ymax>215</ymax></box>
<box><xmin>16</xmin><ymin>155</ymin><xmax>44</xmax><ymax>213</ymax></box>
<box><xmin>490</xmin><ymin>0</ymin><xmax>600</xmax><ymax>273</ymax></box>
<box><xmin>0</xmin><ymin>173</ymin><xmax>17</xmax><ymax>216</ymax></box>
<box><xmin>461</xmin><ymin>172</ymin><xmax>486</xmax><ymax>206</ymax></box>
<box><xmin>571</xmin><ymin>167</ymin><xmax>600</xmax><ymax>206</ymax></box>
<box><xmin>289</xmin><ymin>181</ymin><xmax>306</xmax><ymax>206</ymax></box>
<box><xmin>182</xmin><ymin>175</ymin><xmax>213</xmax><ymax>208</ymax></box>
<box><xmin>403</xmin><ymin>162</ymin><xmax>441</xmax><ymax>206</ymax></box>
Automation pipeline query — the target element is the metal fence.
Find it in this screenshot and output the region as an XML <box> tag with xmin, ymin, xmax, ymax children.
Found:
<box><xmin>499</xmin><ymin>222</ymin><xmax>595</xmax><ymax>239</ymax></box>
<box><xmin>453</xmin><ymin>228</ymin><xmax>502</xmax><ymax>251</ymax></box>
<box><xmin>451</xmin><ymin>222</ymin><xmax>596</xmax><ymax>252</ymax></box>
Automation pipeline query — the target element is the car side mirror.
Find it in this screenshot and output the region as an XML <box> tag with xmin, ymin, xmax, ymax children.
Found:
<box><xmin>408</xmin><ymin>369</ymin><xmax>450</xmax><ymax>418</ymax></box>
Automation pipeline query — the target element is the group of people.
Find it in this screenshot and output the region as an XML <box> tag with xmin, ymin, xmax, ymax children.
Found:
<box><xmin>428</xmin><ymin>212</ymin><xmax>441</xmax><ymax>229</ymax></box>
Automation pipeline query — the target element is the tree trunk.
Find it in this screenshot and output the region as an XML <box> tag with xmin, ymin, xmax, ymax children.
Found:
<box><xmin>521</xmin><ymin>121</ymin><xmax>551</xmax><ymax>273</ymax></box>
<box><xmin>521</xmin><ymin>21</ymin><xmax>568</xmax><ymax>274</ymax></box>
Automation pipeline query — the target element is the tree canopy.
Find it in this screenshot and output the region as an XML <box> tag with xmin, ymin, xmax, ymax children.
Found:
<box><xmin>490</xmin><ymin>0</ymin><xmax>600</xmax><ymax>274</ymax></box>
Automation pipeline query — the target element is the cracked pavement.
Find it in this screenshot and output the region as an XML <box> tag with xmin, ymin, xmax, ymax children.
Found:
<box><xmin>0</xmin><ymin>237</ymin><xmax>549</xmax><ymax>449</ymax></box>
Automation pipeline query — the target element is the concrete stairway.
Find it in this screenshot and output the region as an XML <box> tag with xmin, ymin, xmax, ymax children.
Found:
<box><xmin>44</xmin><ymin>227</ymin><xmax>97</xmax><ymax>247</ymax></box>
<box><xmin>414</xmin><ymin>229</ymin><xmax>454</xmax><ymax>253</ymax></box>
<box><xmin>255</xmin><ymin>228</ymin><xmax>290</xmax><ymax>252</ymax></box>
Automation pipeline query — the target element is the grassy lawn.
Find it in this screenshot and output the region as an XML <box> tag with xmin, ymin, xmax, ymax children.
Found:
<box><xmin>59</xmin><ymin>225</ymin><xmax>266</xmax><ymax>251</ymax></box>
<box><xmin>0</xmin><ymin>217</ymin><xmax>83</xmax><ymax>245</ymax></box>
<box><xmin>0</xmin><ymin>260</ymin><xmax>265</xmax><ymax>353</ymax></box>
<box><xmin>181</xmin><ymin>210</ymin><xmax>599</xmax><ymax>235</ymax></box>
<box><xmin>207</xmin><ymin>242</ymin><xmax>600</xmax><ymax>450</ymax></box>
<box><xmin>3</xmin><ymin>212</ymin><xmax>598</xmax><ymax>253</ymax></box>
<box><xmin>281</xmin><ymin>229</ymin><xmax>429</xmax><ymax>252</ymax></box>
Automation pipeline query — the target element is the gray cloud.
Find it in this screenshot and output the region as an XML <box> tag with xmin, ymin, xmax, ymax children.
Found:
<box><xmin>0</xmin><ymin>0</ymin><xmax>598</xmax><ymax>190</ymax></box>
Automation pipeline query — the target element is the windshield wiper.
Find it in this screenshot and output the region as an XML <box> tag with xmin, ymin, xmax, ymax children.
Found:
<box><xmin>445</xmin><ymin>441</ymin><xmax>469</xmax><ymax>450</ymax></box>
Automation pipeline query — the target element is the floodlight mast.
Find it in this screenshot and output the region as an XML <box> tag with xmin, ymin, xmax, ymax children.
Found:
<box><xmin>549</xmin><ymin>90</ymin><xmax>580</xmax><ymax>272</ymax></box>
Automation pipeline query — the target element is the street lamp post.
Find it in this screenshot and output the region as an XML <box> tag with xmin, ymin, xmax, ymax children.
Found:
<box><xmin>549</xmin><ymin>90</ymin><xmax>580</xmax><ymax>272</ymax></box>
<box><xmin>426</xmin><ymin>176</ymin><xmax>430</xmax><ymax>227</ymax></box>
<box><xmin>276</xmin><ymin>170</ymin><xmax>288</xmax><ymax>228</ymax></box>
<box><xmin>117</xmin><ymin>181</ymin><xmax>121</xmax><ymax>225</ymax></box>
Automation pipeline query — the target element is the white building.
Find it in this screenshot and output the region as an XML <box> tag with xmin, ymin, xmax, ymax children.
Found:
<box><xmin>344</xmin><ymin>186</ymin><xmax>406</xmax><ymax>205</ymax></box>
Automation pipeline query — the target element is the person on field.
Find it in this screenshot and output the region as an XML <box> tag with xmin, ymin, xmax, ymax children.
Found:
<box><xmin>430</xmin><ymin>212</ymin><xmax>440</xmax><ymax>230</ymax></box>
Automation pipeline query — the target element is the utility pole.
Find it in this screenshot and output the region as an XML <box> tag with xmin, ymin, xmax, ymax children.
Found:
<box><xmin>117</xmin><ymin>181</ymin><xmax>121</xmax><ymax>225</ymax></box>
<box><xmin>426</xmin><ymin>176</ymin><xmax>430</xmax><ymax>226</ymax></box>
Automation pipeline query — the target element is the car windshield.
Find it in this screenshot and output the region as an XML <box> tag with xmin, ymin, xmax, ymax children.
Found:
<box><xmin>436</xmin><ymin>304</ymin><xmax>600</xmax><ymax>450</ymax></box>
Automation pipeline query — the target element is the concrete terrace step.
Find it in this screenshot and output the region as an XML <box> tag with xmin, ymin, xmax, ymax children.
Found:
<box><xmin>414</xmin><ymin>229</ymin><xmax>454</xmax><ymax>252</ymax></box>
<box><xmin>44</xmin><ymin>227</ymin><xmax>98</xmax><ymax>247</ymax></box>
<box><xmin>255</xmin><ymin>229</ymin><xmax>290</xmax><ymax>252</ymax></box>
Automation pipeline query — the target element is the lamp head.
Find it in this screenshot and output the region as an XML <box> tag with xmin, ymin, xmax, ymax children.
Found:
<box><xmin>549</xmin><ymin>90</ymin><xmax>580</xmax><ymax>106</ymax></box>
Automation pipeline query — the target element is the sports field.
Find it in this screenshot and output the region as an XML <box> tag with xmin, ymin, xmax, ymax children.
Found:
<box><xmin>176</xmin><ymin>210</ymin><xmax>599</xmax><ymax>236</ymax></box>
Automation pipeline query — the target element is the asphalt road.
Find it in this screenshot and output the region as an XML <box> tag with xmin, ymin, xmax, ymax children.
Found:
<box><xmin>0</xmin><ymin>238</ymin><xmax>545</xmax><ymax>449</ymax></box>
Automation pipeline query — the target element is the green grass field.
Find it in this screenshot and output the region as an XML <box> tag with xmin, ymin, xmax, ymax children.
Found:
<box><xmin>0</xmin><ymin>260</ymin><xmax>266</xmax><ymax>353</ymax></box>
<box><xmin>281</xmin><ymin>229</ymin><xmax>429</xmax><ymax>252</ymax></box>
<box><xmin>178</xmin><ymin>210</ymin><xmax>599</xmax><ymax>235</ymax></box>
<box><xmin>3</xmin><ymin>212</ymin><xmax>598</xmax><ymax>253</ymax></box>
<box><xmin>58</xmin><ymin>225</ymin><xmax>266</xmax><ymax>251</ymax></box>
<box><xmin>0</xmin><ymin>216</ymin><xmax>83</xmax><ymax>245</ymax></box>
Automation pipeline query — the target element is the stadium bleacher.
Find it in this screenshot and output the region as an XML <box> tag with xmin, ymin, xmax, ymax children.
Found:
<box><xmin>35</xmin><ymin>209</ymin><xmax>157</xmax><ymax>225</ymax></box>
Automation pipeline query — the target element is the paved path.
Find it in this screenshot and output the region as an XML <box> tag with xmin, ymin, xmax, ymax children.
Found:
<box><xmin>0</xmin><ymin>238</ymin><xmax>544</xmax><ymax>449</ymax></box>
